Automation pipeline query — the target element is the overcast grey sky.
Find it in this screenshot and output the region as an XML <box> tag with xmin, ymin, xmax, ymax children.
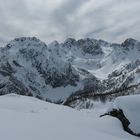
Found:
<box><xmin>0</xmin><ymin>0</ymin><xmax>140</xmax><ymax>45</ymax></box>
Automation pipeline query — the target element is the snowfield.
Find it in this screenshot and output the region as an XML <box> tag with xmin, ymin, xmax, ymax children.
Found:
<box><xmin>0</xmin><ymin>94</ymin><xmax>138</xmax><ymax>140</ymax></box>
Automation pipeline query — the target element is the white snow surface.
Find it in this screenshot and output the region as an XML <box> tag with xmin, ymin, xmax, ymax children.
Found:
<box><xmin>109</xmin><ymin>95</ymin><xmax>140</xmax><ymax>134</ymax></box>
<box><xmin>0</xmin><ymin>94</ymin><xmax>138</xmax><ymax>140</ymax></box>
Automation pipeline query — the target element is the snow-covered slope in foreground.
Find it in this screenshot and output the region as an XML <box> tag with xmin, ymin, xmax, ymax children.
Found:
<box><xmin>110</xmin><ymin>95</ymin><xmax>140</xmax><ymax>135</ymax></box>
<box><xmin>0</xmin><ymin>94</ymin><xmax>138</xmax><ymax>140</ymax></box>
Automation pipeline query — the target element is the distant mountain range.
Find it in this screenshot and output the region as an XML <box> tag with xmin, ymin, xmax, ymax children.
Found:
<box><xmin>0</xmin><ymin>37</ymin><xmax>140</xmax><ymax>106</ymax></box>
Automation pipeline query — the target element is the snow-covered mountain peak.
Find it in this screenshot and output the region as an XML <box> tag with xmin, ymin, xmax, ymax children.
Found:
<box><xmin>122</xmin><ymin>38</ymin><xmax>139</xmax><ymax>45</ymax></box>
<box><xmin>49</xmin><ymin>40</ymin><xmax>59</xmax><ymax>46</ymax></box>
<box><xmin>5</xmin><ymin>37</ymin><xmax>47</xmax><ymax>50</ymax></box>
<box><xmin>98</xmin><ymin>39</ymin><xmax>110</xmax><ymax>47</ymax></box>
<box><xmin>76</xmin><ymin>38</ymin><xmax>103</xmax><ymax>55</ymax></box>
<box><xmin>63</xmin><ymin>38</ymin><xmax>76</xmax><ymax>49</ymax></box>
<box><xmin>14</xmin><ymin>37</ymin><xmax>40</xmax><ymax>42</ymax></box>
<box><xmin>121</xmin><ymin>38</ymin><xmax>140</xmax><ymax>51</ymax></box>
<box><xmin>62</xmin><ymin>38</ymin><xmax>104</xmax><ymax>56</ymax></box>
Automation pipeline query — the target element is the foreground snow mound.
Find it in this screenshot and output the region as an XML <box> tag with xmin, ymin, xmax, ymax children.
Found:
<box><xmin>0</xmin><ymin>94</ymin><xmax>138</xmax><ymax>140</ymax></box>
<box><xmin>109</xmin><ymin>95</ymin><xmax>140</xmax><ymax>135</ymax></box>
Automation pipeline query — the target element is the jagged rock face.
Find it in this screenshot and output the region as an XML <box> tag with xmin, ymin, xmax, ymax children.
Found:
<box><xmin>105</xmin><ymin>59</ymin><xmax>140</xmax><ymax>91</ymax></box>
<box><xmin>62</xmin><ymin>38</ymin><xmax>140</xmax><ymax>107</ymax></box>
<box><xmin>0</xmin><ymin>37</ymin><xmax>80</xmax><ymax>101</ymax></box>
<box><xmin>62</xmin><ymin>38</ymin><xmax>103</xmax><ymax>55</ymax></box>
<box><xmin>121</xmin><ymin>38</ymin><xmax>140</xmax><ymax>51</ymax></box>
<box><xmin>62</xmin><ymin>38</ymin><xmax>76</xmax><ymax>49</ymax></box>
<box><xmin>76</xmin><ymin>38</ymin><xmax>103</xmax><ymax>55</ymax></box>
<box><xmin>0</xmin><ymin>37</ymin><xmax>140</xmax><ymax>103</ymax></box>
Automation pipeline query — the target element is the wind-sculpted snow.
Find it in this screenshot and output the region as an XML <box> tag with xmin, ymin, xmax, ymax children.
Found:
<box><xmin>0</xmin><ymin>37</ymin><xmax>140</xmax><ymax>103</ymax></box>
<box><xmin>0</xmin><ymin>94</ymin><xmax>138</xmax><ymax>140</ymax></box>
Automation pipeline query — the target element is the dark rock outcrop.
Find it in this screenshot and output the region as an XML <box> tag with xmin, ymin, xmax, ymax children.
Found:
<box><xmin>101</xmin><ymin>109</ymin><xmax>140</xmax><ymax>137</ymax></box>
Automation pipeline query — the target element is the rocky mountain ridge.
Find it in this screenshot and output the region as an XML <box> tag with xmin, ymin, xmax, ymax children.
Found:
<box><xmin>0</xmin><ymin>37</ymin><xmax>140</xmax><ymax>105</ymax></box>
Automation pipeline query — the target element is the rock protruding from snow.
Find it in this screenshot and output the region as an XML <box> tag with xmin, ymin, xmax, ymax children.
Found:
<box><xmin>107</xmin><ymin>95</ymin><xmax>140</xmax><ymax>136</ymax></box>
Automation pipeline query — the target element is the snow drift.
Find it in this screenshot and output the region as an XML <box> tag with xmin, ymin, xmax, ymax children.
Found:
<box><xmin>0</xmin><ymin>94</ymin><xmax>138</xmax><ymax>140</ymax></box>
